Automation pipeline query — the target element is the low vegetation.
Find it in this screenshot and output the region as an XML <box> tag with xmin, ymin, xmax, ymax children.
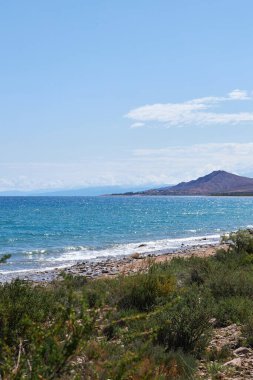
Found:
<box><xmin>1</xmin><ymin>229</ymin><xmax>253</xmax><ymax>378</ymax></box>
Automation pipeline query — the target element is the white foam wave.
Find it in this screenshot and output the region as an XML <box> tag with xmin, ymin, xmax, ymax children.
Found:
<box><xmin>0</xmin><ymin>234</ymin><xmax>221</xmax><ymax>276</ymax></box>
<box><xmin>43</xmin><ymin>233</ymin><xmax>221</xmax><ymax>263</ymax></box>
<box><xmin>0</xmin><ymin>264</ymin><xmax>68</xmax><ymax>275</ymax></box>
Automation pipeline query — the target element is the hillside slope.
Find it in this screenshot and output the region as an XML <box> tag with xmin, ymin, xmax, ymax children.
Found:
<box><xmin>134</xmin><ymin>171</ymin><xmax>253</xmax><ymax>195</ymax></box>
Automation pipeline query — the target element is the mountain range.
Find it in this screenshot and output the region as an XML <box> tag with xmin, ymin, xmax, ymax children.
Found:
<box><xmin>119</xmin><ymin>171</ymin><xmax>253</xmax><ymax>196</ymax></box>
<box><xmin>0</xmin><ymin>185</ymin><xmax>160</xmax><ymax>197</ymax></box>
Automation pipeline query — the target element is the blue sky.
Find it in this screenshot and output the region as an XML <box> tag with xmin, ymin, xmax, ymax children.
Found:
<box><xmin>1</xmin><ymin>0</ymin><xmax>253</xmax><ymax>191</ymax></box>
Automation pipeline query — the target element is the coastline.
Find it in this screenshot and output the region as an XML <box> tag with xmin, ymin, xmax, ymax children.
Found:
<box><xmin>62</xmin><ymin>241</ymin><xmax>220</xmax><ymax>279</ymax></box>
<box><xmin>0</xmin><ymin>239</ymin><xmax>221</xmax><ymax>283</ymax></box>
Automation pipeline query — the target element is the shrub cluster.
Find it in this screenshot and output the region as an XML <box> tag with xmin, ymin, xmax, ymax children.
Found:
<box><xmin>156</xmin><ymin>287</ymin><xmax>213</xmax><ymax>355</ymax></box>
<box><xmin>1</xmin><ymin>229</ymin><xmax>253</xmax><ymax>378</ymax></box>
<box><xmin>0</xmin><ymin>279</ymin><xmax>92</xmax><ymax>378</ymax></box>
<box><xmin>114</xmin><ymin>270</ymin><xmax>175</xmax><ymax>311</ymax></box>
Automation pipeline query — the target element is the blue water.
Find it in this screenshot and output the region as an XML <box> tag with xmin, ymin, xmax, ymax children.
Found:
<box><xmin>0</xmin><ymin>196</ymin><xmax>253</xmax><ymax>275</ymax></box>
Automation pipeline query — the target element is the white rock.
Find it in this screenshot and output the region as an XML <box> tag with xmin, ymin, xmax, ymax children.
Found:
<box><xmin>234</xmin><ymin>347</ymin><xmax>250</xmax><ymax>355</ymax></box>
<box><xmin>224</xmin><ymin>358</ymin><xmax>242</xmax><ymax>367</ymax></box>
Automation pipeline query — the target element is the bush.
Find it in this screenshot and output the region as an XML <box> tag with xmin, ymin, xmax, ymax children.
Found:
<box><xmin>156</xmin><ymin>288</ymin><xmax>213</xmax><ymax>355</ymax></box>
<box><xmin>115</xmin><ymin>271</ymin><xmax>175</xmax><ymax>312</ymax></box>
<box><xmin>187</xmin><ymin>257</ymin><xmax>212</xmax><ymax>285</ymax></box>
<box><xmin>242</xmin><ymin>317</ymin><xmax>253</xmax><ymax>347</ymax></box>
<box><xmin>128</xmin><ymin>349</ymin><xmax>197</xmax><ymax>380</ymax></box>
<box><xmin>86</xmin><ymin>289</ymin><xmax>101</xmax><ymax>308</ymax></box>
<box><xmin>205</xmin><ymin>345</ymin><xmax>231</xmax><ymax>362</ymax></box>
<box><xmin>208</xmin><ymin>270</ymin><xmax>253</xmax><ymax>299</ymax></box>
<box><xmin>3</xmin><ymin>229</ymin><xmax>253</xmax><ymax>378</ymax></box>
<box><xmin>0</xmin><ymin>279</ymin><xmax>92</xmax><ymax>378</ymax></box>
<box><xmin>0</xmin><ymin>280</ymin><xmax>59</xmax><ymax>346</ymax></box>
<box><xmin>214</xmin><ymin>297</ymin><xmax>253</xmax><ymax>327</ymax></box>
<box><xmin>222</xmin><ymin>230</ymin><xmax>253</xmax><ymax>255</ymax></box>
<box><xmin>86</xmin><ymin>342</ymin><xmax>197</xmax><ymax>380</ymax></box>
<box><xmin>161</xmin><ymin>350</ymin><xmax>197</xmax><ymax>379</ymax></box>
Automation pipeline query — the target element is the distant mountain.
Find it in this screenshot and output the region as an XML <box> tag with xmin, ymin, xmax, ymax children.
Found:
<box><xmin>0</xmin><ymin>185</ymin><xmax>161</xmax><ymax>197</ymax></box>
<box><xmin>121</xmin><ymin>171</ymin><xmax>253</xmax><ymax>196</ymax></box>
<box><xmin>37</xmin><ymin>185</ymin><xmax>156</xmax><ymax>196</ymax></box>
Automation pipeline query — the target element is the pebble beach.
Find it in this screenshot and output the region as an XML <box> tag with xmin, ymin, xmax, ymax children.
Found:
<box><xmin>1</xmin><ymin>240</ymin><xmax>220</xmax><ymax>283</ymax></box>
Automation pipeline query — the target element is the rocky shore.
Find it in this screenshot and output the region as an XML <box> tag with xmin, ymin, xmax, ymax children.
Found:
<box><xmin>63</xmin><ymin>242</ymin><xmax>219</xmax><ymax>279</ymax></box>
<box><xmin>2</xmin><ymin>240</ymin><xmax>220</xmax><ymax>283</ymax></box>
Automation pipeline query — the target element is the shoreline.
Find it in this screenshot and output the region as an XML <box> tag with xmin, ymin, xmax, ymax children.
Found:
<box><xmin>0</xmin><ymin>240</ymin><xmax>221</xmax><ymax>283</ymax></box>
<box><xmin>64</xmin><ymin>241</ymin><xmax>221</xmax><ymax>279</ymax></box>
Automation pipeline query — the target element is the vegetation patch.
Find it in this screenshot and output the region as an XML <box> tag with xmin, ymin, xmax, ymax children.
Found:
<box><xmin>1</xmin><ymin>229</ymin><xmax>253</xmax><ymax>378</ymax></box>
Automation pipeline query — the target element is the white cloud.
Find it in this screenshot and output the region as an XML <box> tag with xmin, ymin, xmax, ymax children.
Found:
<box><xmin>1</xmin><ymin>143</ymin><xmax>253</xmax><ymax>191</ymax></box>
<box><xmin>130</xmin><ymin>122</ymin><xmax>145</xmax><ymax>128</ymax></box>
<box><xmin>133</xmin><ymin>142</ymin><xmax>253</xmax><ymax>182</ymax></box>
<box><xmin>228</xmin><ymin>89</ymin><xmax>250</xmax><ymax>100</ymax></box>
<box><xmin>134</xmin><ymin>143</ymin><xmax>253</xmax><ymax>158</ymax></box>
<box><xmin>126</xmin><ymin>89</ymin><xmax>253</xmax><ymax>127</ymax></box>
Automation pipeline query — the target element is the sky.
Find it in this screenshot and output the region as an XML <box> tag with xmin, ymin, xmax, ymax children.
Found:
<box><xmin>0</xmin><ymin>0</ymin><xmax>253</xmax><ymax>192</ymax></box>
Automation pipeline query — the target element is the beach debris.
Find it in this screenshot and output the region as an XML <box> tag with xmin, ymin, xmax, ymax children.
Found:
<box><xmin>130</xmin><ymin>252</ymin><xmax>142</xmax><ymax>259</ymax></box>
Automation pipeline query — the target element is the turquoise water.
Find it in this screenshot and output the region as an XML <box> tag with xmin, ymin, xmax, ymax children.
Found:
<box><xmin>0</xmin><ymin>196</ymin><xmax>253</xmax><ymax>275</ymax></box>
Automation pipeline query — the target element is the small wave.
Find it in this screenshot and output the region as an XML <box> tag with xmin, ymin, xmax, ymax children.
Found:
<box><xmin>0</xmin><ymin>264</ymin><xmax>68</xmax><ymax>275</ymax></box>
<box><xmin>25</xmin><ymin>249</ymin><xmax>48</xmax><ymax>255</ymax></box>
<box><xmin>41</xmin><ymin>233</ymin><xmax>221</xmax><ymax>264</ymax></box>
<box><xmin>64</xmin><ymin>246</ymin><xmax>88</xmax><ymax>251</ymax></box>
<box><xmin>1</xmin><ymin>234</ymin><xmax>221</xmax><ymax>276</ymax></box>
<box><xmin>24</xmin><ymin>245</ymin><xmax>89</xmax><ymax>256</ymax></box>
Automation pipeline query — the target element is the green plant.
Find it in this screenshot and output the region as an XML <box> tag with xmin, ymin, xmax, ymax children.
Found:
<box><xmin>242</xmin><ymin>316</ymin><xmax>253</xmax><ymax>347</ymax></box>
<box><xmin>86</xmin><ymin>289</ymin><xmax>101</xmax><ymax>308</ymax></box>
<box><xmin>155</xmin><ymin>349</ymin><xmax>197</xmax><ymax>379</ymax></box>
<box><xmin>205</xmin><ymin>345</ymin><xmax>231</xmax><ymax>362</ymax></box>
<box><xmin>156</xmin><ymin>288</ymin><xmax>213</xmax><ymax>355</ymax></box>
<box><xmin>206</xmin><ymin>362</ymin><xmax>224</xmax><ymax>379</ymax></box>
<box><xmin>214</xmin><ymin>297</ymin><xmax>253</xmax><ymax>327</ymax></box>
<box><xmin>222</xmin><ymin>230</ymin><xmax>253</xmax><ymax>255</ymax></box>
<box><xmin>2</xmin><ymin>230</ymin><xmax>253</xmax><ymax>378</ymax></box>
<box><xmin>0</xmin><ymin>279</ymin><xmax>92</xmax><ymax>378</ymax></box>
<box><xmin>207</xmin><ymin>267</ymin><xmax>253</xmax><ymax>298</ymax></box>
<box><xmin>115</xmin><ymin>271</ymin><xmax>175</xmax><ymax>312</ymax></box>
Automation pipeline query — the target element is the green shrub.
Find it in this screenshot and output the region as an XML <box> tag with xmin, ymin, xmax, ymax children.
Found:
<box><xmin>189</xmin><ymin>268</ymin><xmax>205</xmax><ymax>286</ymax></box>
<box><xmin>156</xmin><ymin>288</ymin><xmax>213</xmax><ymax>355</ymax></box>
<box><xmin>208</xmin><ymin>270</ymin><xmax>253</xmax><ymax>298</ymax></box>
<box><xmin>128</xmin><ymin>349</ymin><xmax>197</xmax><ymax>380</ymax></box>
<box><xmin>164</xmin><ymin>256</ymin><xmax>212</xmax><ymax>288</ymax></box>
<box><xmin>59</xmin><ymin>273</ymin><xmax>88</xmax><ymax>289</ymax></box>
<box><xmin>86</xmin><ymin>342</ymin><xmax>197</xmax><ymax>380</ymax></box>
<box><xmin>115</xmin><ymin>271</ymin><xmax>175</xmax><ymax>312</ymax></box>
<box><xmin>187</xmin><ymin>257</ymin><xmax>212</xmax><ymax>282</ymax></box>
<box><xmin>161</xmin><ymin>350</ymin><xmax>197</xmax><ymax>379</ymax></box>
<box><xmin>0</xmin><ymin>279</ymin><xmax>92</xmax><ymax>378</ymax></box>
<box><xmin>214</xmin><ymin>297</ymin><xmax>253</xmax><ymax>327</ymax></box>
<box><xmin>2</xmin><ymin>230</ymin><xmax>253</xmax><ymax>378</ymax></box>
<box><xmin>0</xmin><ymin>280</ymin><xmax>60</xmax><ymax>345</ymax></box>
<box><xmin>222</xmin><ymin>230</ymin><xmax>253</xmax><ymax>255</ymax></box>
<box><xmin>242</xmin><ymin>316</ymin><xmax>253</xmax><ymax>347</ymax></box>
<box><xmin>205</xmin><ymin>345</ymin><xmax>231</xmax><ymax>362</ymax></box>
<box><xmin>86</xmin><ymin>289</ymin><xmax>101</xmax><ymax>308</ymax></box>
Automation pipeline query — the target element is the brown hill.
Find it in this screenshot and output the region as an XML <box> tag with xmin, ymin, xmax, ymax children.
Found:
<box><xmin>134</xmin><ymin>171</ymin><xmax>253</xmax><ymax>196</ymax></box>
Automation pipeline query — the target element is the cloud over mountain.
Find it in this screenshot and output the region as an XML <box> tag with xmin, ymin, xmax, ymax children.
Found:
<box><xmin>126</xmin><ymin>89</ymin><xmax>253</xmax><ymax>128</ymax></box>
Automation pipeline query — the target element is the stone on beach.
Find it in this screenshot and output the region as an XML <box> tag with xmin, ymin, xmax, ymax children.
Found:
<box><xmin>224</xmin><ymin>358</ymin><xmax>242</xmax><ymax>368</ymax></box>
<box><xmin>234</xmin><ymin>347</ymin><xmax>251</xmax><ymax>356</ymax></box>
<box><xmin>130</xmin><ymin>252</ymin><xmax>143</xmax><ymax>259</ymax></box>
